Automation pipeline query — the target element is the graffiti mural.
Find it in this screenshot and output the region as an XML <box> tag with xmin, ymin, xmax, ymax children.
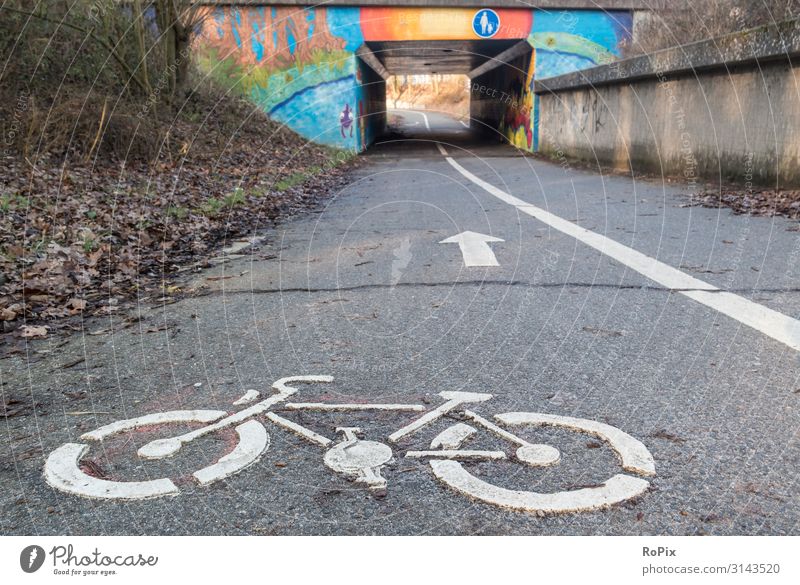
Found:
<box><xmin>531</xmin><ymin>11</ymin><xmax>632</xmax><ymax>79</ymax></box>
<box><xmin>196</xmin><ymin>6</ymin><xmax>365</xmax><ymax>148</ymax></box>
<box><xmin>497</xmin><ymin>10</ymin><xmax>632</xmax><ymax>150</ymax></box>
<box><xmin>498</xmin><ymin>55</ymin><xmax>537</xmax><ymax>150</ymax></box>
<box><xmin>194</xmin><ymin>6</ymin><xmax>632</xmax><ymax>152</ymax></box>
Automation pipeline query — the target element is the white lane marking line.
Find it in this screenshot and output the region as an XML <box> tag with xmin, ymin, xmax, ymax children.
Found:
<box><xmin>285</xmin><ymin>403</ymin><xmax>425</xmax><ymax>412</ymax></box>
<box><xmin>44</xmin><ymin>443</ymin><xmax>180</xmax><ymax>500</ymax></box>
<box><xmin>193</xmin><ymin>420</ymin><xmax>270</xmax><ymax>486</ymax></box>
<box><xmin>439</xmin><ymin>230</ymin><xmax>504</xmax><ymax>267</ymax></box>
<box><xmin>460</xmin><ymin>120</ymin><xmax>470</xmax><ymax>128</ymax></box>
<box><xmin>80</xmin><ymin>410</ymin><xmax>227</xmax><ymax>442</ymax></box>
<box><xmin>445</xmin><ymin>156</ymin><xmax>800</xmax><ymax>352</ymax></box>
<box><xmin>429</xmin><ymin>461</ymin><xmax>650</xmax><ymax>514</ymax></box>
<box><xmin>233</xmin><ymin>390</ymin><xmax>260</xmax><ymax>405</ymax></box>
<box><xmin>400</xmin><ymin>109</ymin><xmax>432</xmax><ymax>131</ymax></box>
<box><xmin>265</xmin><ymin>412</ymin><xmax>332</xmax><ymax>447</ymax></box>
<box><xmin>497</xmin><ymin>412</ymin><xmax>656</xmax><ymax>477</ymax></box>
<box><xmin>388</xmin><ymin>391</ymin><xmax>493</xmax><ymax>443</ymax></box>
<box><xmin>418</xmin><ymin>110</ymin><xmax>431</xmax><ymax>130</ymax></box>
<box><xmin>431</xmin><ymin>423</ymin><xmax>477</xmax><ymax>449</ymax></box>
<box><xmin>406</xmin><ymin>450</ymin><xmax>507</xmax><ymax>460</ymax></box>
<box><xmin>436</xmin><ymin>143</ymin><xmax>449</xmax><ymax>156</ymax></box>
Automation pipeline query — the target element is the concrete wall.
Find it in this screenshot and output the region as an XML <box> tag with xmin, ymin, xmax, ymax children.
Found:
<box><xmin>535</xmin><ymin>20</ymin><xmax>800</xmax><ymax>188</ymax></box>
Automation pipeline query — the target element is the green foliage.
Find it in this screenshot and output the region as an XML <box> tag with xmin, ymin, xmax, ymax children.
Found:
<box><xmin>1</xmin><ymin>1</ymin><xmax>156</xmax><ymax>96</ymax></box>
<box><xmin>166</xmin><ymin>205</ymin><xmax>189</xmax><ymax>220</ymax></box>
<box><xmin>200</xmin><ymin>197</ymin><xmax>224</xmax><ymax>216</ymax></box>
<box><xmin>0</xmin><ymin>1</ymin><xmax>208</xmax><ymax>160</ymax></box>
<box><xmin>224</xmin><ymin>188</ymin><xmax>246</xmax><ymax>207</ymax></box>
<box><xmin>273</xmin><ymin>155</ymin><xmax>353</xmax><ymax>192</ymax></box>
<box><xmin>325</xmin><ymin>147</ymin><xmax>358</xmax><ymax>164</ymax></box>
<box><xmin>199</xmin><ymin>189</ymin><xmax>246</xmax><ymax>216</ymax></box>
<box><xmin>82</xmin><ymin>237</ymin><xmax>97</xmax><ymax>253</ymax></box>
<box><xmin>0</xmin><ymin>193</ymin><xmax>28</xmax><ymax>213</ymax></box>
<box><xmin>274</xmin><ymin>172</ymin><xmax>309</xmax><ymax>192</ymax></box>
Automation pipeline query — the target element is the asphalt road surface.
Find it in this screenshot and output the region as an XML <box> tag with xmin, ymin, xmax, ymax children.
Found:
<box><xmin>2</xmin><ymin>110</ymin><xmax>799</xmax><ymax>535</ymax></box>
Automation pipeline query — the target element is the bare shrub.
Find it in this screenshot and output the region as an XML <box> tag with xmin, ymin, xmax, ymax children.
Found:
<box><xmin>627</xmin><ymin>0</ymin><xmax>800</xmax><ymax>56</ymax></box>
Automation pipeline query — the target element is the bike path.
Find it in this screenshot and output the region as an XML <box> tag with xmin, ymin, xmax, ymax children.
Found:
<box><xmin>1</xmin><ymin>111</ymin><xmax>798</xmax><ymax>535</ymax></box>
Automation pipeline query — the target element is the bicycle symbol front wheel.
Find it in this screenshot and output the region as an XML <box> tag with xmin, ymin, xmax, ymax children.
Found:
<box><xmin>427</xmin><ymin>411</ymin><xmax>655</xmax><ymax>514</ymax></box>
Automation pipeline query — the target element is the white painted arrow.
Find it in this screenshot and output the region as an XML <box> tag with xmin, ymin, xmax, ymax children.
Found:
<box><xmin>439</xmin><ymin>231</ymin><xmax>504</xmax><ymax>267</ymax></box>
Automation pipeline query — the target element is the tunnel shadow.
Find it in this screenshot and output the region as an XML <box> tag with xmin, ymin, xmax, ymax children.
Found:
<box><xmin>364</xmin><ymin>108</ymin><xmax>520</xmax><ymax>158</ymax></box>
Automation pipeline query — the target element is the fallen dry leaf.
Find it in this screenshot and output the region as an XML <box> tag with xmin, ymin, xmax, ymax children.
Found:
<box><xmin>1</xmin><ymin>305</ymin><xmax>20</xmax><ymax>321</ymax></box>
<box><xmin>19</xmin><ymin>325</ymin><xmax>48</xmax><ymax>339</ymax></box>
<box><xmin>0</xmin><ymin>87</ymin><xmax>355</xmax><ymax>336</ymax></box>
<box><xmin>68</xmin><ymin>298</ymin><xmax>87</xmax><ymax>309</ymax></box>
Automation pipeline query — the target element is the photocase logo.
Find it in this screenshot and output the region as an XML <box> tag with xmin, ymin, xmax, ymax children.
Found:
<box><xmin>390</xmin><ymin>236</ymin><xmax>412</xmax><ymax>286</ymax></box>
<box><xmin>20</xmin><ymin>545</ymin><xmax>46</xmax><ymax>573</ymax></box>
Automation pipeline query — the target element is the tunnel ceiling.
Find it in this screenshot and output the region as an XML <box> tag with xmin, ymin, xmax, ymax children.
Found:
<box><xmin>364</xmin><ymin>40</ymin><xmax>522</xmax><ymax>75</ymax></box>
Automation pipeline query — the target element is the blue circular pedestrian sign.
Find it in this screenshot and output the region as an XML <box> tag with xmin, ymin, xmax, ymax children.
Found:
<box><xmin>473</xmin><ymin>9</ymin><xmax>501</xmax><ymax>39</ymax></box>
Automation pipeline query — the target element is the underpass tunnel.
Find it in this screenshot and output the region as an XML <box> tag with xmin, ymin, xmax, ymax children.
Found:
<box><xmin>356</xmin><ymin>39</ymin><xmax>534</xmax><ymax>149</ymax></box>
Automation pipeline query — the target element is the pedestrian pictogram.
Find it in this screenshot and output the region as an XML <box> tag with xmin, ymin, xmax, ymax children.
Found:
<box><xmin>473</xmin><ymin>9</ymin><xmax>501</xmax><ymax>39</ymax></box>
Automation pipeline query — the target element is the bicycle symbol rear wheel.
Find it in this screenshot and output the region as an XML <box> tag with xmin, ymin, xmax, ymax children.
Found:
<box><xmin>44</xmin><ymin>410</ymin><xmax>270</xmax><ymax>500</ymax></box>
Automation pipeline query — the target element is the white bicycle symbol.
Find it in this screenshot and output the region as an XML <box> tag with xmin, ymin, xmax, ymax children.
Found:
<box><xmin>44</xmin><ymin>376</ymin><xmax>655</xmax><ymax>514</ymax></box>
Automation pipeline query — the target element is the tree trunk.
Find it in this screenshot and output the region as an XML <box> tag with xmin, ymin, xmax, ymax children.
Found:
<box><xmin>173</xmin><ymin>19</ymin><xmax>191</xmax><ymax>90</ymax></box>
<box><xmin>132</xmin><ymin>0</ymin><xmax>150</xmax><ymax>94</ymax></box>
<box><xmin>155</xmin><ymin>1</ymin><xmax>176</xmax><ymax>96</ymax></box>
<box><xmin>154</xmin><ymin>0</ymin><xmax>198</xmax><ymax>97</ymax></box>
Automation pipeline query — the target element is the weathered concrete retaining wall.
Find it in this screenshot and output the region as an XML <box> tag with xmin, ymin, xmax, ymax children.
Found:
<box><xmin>535</xmin><ymin>20</ymin><xmax>800</xmax><ymax>188</ymax></box>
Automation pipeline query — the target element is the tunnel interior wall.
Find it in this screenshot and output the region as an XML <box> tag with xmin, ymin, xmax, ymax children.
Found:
<box><xmin>194</xmin><ymin>6</ymin><xmax>633</xmax><ymax>152</ymax></box>
<box><xmin>357</xmin><ymin>58</ymin><xmax>387</xmax><ymax>148</ymax></box>
<box><xmin>470</xmin><ymin>52</ymin><xmax>534</xmax><ymax>146</ymax></box>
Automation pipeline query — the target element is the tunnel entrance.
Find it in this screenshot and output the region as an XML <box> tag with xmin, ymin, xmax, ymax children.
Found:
<box><xmin>357</xmin><ymin>39</ymin><xmax>534</xmax><ymax>149</ymax></box>
<box><xmin>386</xmin><ymin>75</ymin><xmax>470</xmax><ymax>121</ymax></box>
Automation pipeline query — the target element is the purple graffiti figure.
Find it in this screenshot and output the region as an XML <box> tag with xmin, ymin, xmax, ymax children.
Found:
<box><xmin>340</xmin><ymin>104</ymin><xmax>354</xmax><ymax>138</ymax></box>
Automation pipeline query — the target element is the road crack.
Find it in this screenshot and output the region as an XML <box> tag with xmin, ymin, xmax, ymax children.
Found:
<box><xmin>195</xmin><ymin>281</ymin><xmax>800</xmax><ymax>296</ymax></box>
